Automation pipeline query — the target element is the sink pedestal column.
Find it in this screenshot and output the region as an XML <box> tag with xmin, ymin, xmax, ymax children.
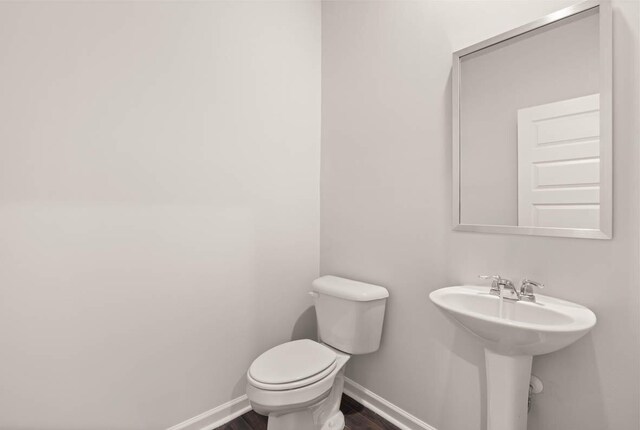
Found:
<box><xmin>484</xmin><ymin>349</ymin><xmax>532</xmax><ymax>430</ymax></box>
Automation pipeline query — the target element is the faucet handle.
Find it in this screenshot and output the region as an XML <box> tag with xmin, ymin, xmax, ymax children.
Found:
<box><xmin>479</xmin><ymin>274</ymin><xmax>502</xmax><ymax>282</ymax></box>
<box><xmin>520</xmin><ymin>279</ymin><xmax>544</xmax><ymax>302</ymax></box>
<box><xmin>521</xmin><ymin>279</ymin><xmax>544</xmax><ymax>290</ymax></box>
<box><xmin>479</xmin><ymin>275</ymin><xmax>503</xmax><ymax>295</ymax></box>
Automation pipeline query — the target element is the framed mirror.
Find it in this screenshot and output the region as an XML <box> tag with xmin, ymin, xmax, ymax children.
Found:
<box><xmin>452</xmin><ymin>0</ymin><xmax>612</xmax><ymax>239</ymax></box>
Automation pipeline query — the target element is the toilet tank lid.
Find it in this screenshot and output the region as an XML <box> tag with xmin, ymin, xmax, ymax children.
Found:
<box><xmin>312</xmin><ymin>276</ymin><xmax>389</xmax><ymax>301</ymax></box>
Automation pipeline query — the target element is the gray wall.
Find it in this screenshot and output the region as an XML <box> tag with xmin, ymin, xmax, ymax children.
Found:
<box><xmin>460</xmin><ymin>9</ymin><xmax>599</xmax><ymax>225</ymax></box>
<box><xmin>321</xmin><ymin>1</ymin><xmax>639</xmax><ymax>429</ymax></box>
<box><xmin>0</xmin><ymin>2</ymin><xmax>320</xmax><ymax>429</ymax></box>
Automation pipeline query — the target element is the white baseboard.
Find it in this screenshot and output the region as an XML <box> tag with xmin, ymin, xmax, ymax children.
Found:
<box><xmin>166</xmin><ymin>395</ymin><xmax>251</xmax><ymax>430</ymax></box>
<box><xmin>344</xmin><ymin>377</ymin><xmax>438</xmax><ymax>430</ymax></box>
<box><xmin>168</xmin><ymin>378</ymin><xmax>435</xmax><ymax>430</ymax></box>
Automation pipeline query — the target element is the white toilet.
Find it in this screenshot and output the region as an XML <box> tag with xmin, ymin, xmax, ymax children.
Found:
<box><xmin>246</xmin><ymin>275</ymin><xmax>389</xmax><ymax>430</ymax></box>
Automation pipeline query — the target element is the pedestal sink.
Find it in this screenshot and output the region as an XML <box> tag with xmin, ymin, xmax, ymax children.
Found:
<box><xmin>429</xmin><ymin>286</ymin><xmax>596</xmax><ymax>430</ymax></box>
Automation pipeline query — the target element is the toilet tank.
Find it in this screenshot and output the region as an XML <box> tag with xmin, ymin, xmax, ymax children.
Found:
<box><xmin>311</xmin><ymin>276</ymin><xmax>389</xmax><ymax>355</ymax></box>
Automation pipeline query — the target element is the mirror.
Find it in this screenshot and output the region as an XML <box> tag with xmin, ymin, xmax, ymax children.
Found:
<box><xmin>452</xmin><ymin>1</ymin><xmax>612</xmax><ymax>239</ymax></box>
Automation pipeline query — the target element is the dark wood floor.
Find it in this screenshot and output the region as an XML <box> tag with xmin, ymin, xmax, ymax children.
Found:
<box><xmin>216</xmin><ymin>394</ymin><xmax>400</xmax><ymax>430</ymax></box>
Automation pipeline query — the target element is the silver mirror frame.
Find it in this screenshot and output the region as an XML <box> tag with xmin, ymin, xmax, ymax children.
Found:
<box><xmin>452</xmin><ymin>0</ymin><xmax>612</xmax><ymax>239</ymax></box>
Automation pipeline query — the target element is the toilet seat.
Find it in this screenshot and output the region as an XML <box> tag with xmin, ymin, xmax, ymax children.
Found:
<box><xmin>246</xmin><ymin>349</ymin><xmax>350</xmax><ymax>416</ymax></box>
<box><xmin>248</xmin><ymin>339</ymin><xmax>337</xmax><ymax>391</ymax></box>
<box><xmin>248</xmin><ymin>361</ymin><xmax>337</xmax><ymax>391</ymax></box>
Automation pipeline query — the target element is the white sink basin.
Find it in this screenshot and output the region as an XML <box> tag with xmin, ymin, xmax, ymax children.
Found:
<box><xmin>429</xmin><ymin>285</ymin><xmax>596</xmax><ymax>356</ymax></box>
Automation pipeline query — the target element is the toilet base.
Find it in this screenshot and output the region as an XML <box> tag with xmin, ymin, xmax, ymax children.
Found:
<box><xmin>321</xmin><ymin>411</ymin><xmax>345</xmax><ymax>430</ymax></box>
<box><xmin>267</xmin><ymin>410</ymin><xmax>344</xmax><ymax>430</ymax></box>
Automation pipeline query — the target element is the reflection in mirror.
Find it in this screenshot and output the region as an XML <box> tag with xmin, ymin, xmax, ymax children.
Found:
<box><xmin>453</xmin><ymin>2</ymin><xmax>611</xmax><ymax>239</ymax></box>
<box><xmin>516</xmin><ymin>94</ymin><xmax>599</xmax><ymax>229</ymax></box>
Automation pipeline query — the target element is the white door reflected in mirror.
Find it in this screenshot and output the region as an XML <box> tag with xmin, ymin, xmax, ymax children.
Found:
<box><xmin>517</xmin><ymin>94</ymin><xmax>600</xmax><ymax>229</ymax></box>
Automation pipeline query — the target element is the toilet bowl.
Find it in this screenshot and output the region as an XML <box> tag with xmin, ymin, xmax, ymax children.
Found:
<box><xmin>246</xmin><ymin>340</ymin><xmax>350</xmax><ymax>430</ymax></box>
<box><xmin>246</xmin><ymin>276</ymin><xmax>389</xmax><ymax>430</ymax></box>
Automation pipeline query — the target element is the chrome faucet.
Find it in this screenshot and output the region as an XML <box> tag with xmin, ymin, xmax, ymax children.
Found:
<box><xmin>479</xmin><ymin>275</ymin><xmax>520</xmax><ymax>300</ymax></box>
<box><xmin>479</xmin><ymin>275</ymin><xmax>544</xmax><ymax>302</ymax></box>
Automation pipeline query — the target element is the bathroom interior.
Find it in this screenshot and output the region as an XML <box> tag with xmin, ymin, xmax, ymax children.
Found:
<box><xmin>0</xmin><ymin>0</ymin><xmax>638</xmax><ymax>429</ymax></box>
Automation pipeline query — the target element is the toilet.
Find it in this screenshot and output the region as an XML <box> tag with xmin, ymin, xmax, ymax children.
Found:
<box><xmin>246</xmin><ymin>275</ymin><xmax>389</xmax><ymax>430</ymax></box>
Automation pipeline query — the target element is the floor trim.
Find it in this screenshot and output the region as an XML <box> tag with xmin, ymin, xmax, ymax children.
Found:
<box><xmin>166</xmin><ymin>395</ymin><xmax>251</xmax><ymax>430</ymax></box>
<box><xmin>168</xmin><ymin>379</ymin><xmax>437</xmax><ymax>430</ymax></box>
<box><xmin>344</xmin><ymin>377</ymin><xmax>438</xmax><ymax>430</ymax></box>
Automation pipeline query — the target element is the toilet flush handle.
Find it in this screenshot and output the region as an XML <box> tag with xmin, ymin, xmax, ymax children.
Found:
<box><xmin>308</xmin><ymin>291</ymin><xmax>319</xmax><ymax>299</ymax></box>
